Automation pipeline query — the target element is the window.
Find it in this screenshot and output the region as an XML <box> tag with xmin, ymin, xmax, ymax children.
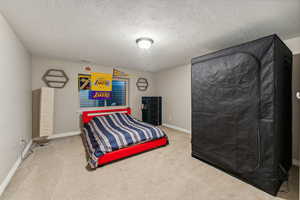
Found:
<box><xmin>79</xmin><ymin>78</ymin><xmax>128</xmax><ymax>108</ymax></box>
<box><xmin>106</xmin><ymin>80</ymin><xmax>127</xmax><ymax>106</ymax></box>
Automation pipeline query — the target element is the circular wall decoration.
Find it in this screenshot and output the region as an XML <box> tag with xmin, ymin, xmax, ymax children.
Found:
<box><xmin>42</xmin><ymin>69</ymin><xmax>69</xmax><ymax>89</ymax></box>
<box><xmin>136</xmin><ymin>77</ymin><xmax>148</xmax><ymax>91</ymax></box>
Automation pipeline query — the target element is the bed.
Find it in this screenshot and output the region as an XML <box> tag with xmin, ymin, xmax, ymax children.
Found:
<box><xmin>82</xmin><ymin>108</ymin><xmax>168</xmax><ymax>168</ymax></box>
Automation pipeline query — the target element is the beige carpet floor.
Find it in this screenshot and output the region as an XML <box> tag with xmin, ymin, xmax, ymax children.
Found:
<box><xmin>0</xmin><ymin>127</ymin><xmax>298</xmax><ymax>200</ymax></box>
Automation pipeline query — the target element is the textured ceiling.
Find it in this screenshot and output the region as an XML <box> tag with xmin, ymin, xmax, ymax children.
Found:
<box><xmin>1</xmin><ymin>0</ymin><xmax>300</xmax><ymax>72</ymax></box>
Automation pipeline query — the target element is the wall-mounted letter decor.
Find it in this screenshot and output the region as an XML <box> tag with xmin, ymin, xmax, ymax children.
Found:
<box><xmin>136</xmin><ymin>77</ymin><xmax>148</xmax><ymax>91</ymax></box>
<box><xmin>42</xmin><ymin>69</ymin><xmax>69</xmax><ymax>88</ymax></box>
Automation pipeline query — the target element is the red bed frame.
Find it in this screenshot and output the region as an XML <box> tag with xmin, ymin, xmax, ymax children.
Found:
<box><xmin>82</xmin><ymin>107</ymin><xmax>168</xmax><ymax>166</ymax></box>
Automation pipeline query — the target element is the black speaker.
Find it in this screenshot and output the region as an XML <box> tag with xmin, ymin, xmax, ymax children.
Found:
<box><xmin>142</xmin><ymin>96</ymin><xmax>162</xmax><ymax>126</ymax></box>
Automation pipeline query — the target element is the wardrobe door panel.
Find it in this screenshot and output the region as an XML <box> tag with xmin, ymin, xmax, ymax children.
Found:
<box><xmin>192</xmin><ymin>53</ymin><xmax>260</xmax><ymax>173</ymax></box>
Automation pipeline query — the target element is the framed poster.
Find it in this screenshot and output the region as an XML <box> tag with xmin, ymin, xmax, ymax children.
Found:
<box><xmin>78</xmin><ymin>74</ymin><xmax>91</xmax><ymax>90</ymax></box>
<box><xmin>91</xmin><ymin>72</ymin><xmax>112</xmax><ymax>91</ymax></box>
<box><xmin>89</xmin><ymin>91</ymin><xmax>112</xmax><ymax>100</ymax></box>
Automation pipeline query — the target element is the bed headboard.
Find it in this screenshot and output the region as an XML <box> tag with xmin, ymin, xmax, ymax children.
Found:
<box><xmin>82</xmin><ymin>107</ymin><xmax>131</xmax><ymax>124</ymax></box>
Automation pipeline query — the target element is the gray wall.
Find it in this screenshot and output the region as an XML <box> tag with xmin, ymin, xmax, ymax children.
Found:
<box><xmin>0</xmin><ymin>14</ymin><xmax>32</xmax><ymax>188</ymax></box>
<box><xmin>154</xmin><ymin>64</ymin><xmax>191</xmax><ymax>132</ymax></box>
<box><xmin>32</xmin><ymin>56</ymin><xmax>156</xmax><ymax>134</ymax></box>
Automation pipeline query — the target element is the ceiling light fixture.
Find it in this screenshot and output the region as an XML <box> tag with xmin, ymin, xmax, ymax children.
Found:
<box><xmin>136</xmin><ymin>37</ymin><xmax>154</xmax><ymax>49</ymax></box>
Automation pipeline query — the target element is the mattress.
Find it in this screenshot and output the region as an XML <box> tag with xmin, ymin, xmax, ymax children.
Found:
<box><xmin>83</xmin><ymin>112</ymin><xmax>166</xmax><ymax>168</ymax></box>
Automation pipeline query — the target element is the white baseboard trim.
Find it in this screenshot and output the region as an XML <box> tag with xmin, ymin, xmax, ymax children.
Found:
<box><xmin>21</xmin><ymin>140</ymin><xmax>32</xmax><ymax>158</ymax></box>
<box><xmin>163</xmin><ymin>123</ymin><xmax>191</xmax><ymax>134</ymax></box>
<box><xmin>293</xmin><ymin>51</ymin><xmax>300</xmax><ymax>55</ymax></box>
<box><xmin>292</xmin><ymin>159</ymin><xmax>299</xmax><ymax>167</ymax></box>
<box><xmin>47</xmin><ymin>131</ymin><xmax>81</xmax><ymax>140</ymax></box>
<box><xmin>0</xmin><ymin>140</ymin><xmax>32</xmax><ymax>197</ymax></box>
<box><xmin>0</xmin><ymin>130</ymin><xmax>83</xmax><ymax>197</ymax></box>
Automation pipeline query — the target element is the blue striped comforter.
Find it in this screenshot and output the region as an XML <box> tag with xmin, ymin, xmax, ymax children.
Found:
<box><xmin>83</xmin><ymin>112</ymin><xmax>166</xmax><ymax>168</ymax></box>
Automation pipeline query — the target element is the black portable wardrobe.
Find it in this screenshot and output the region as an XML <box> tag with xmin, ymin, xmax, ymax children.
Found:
<box><xmin>191</xmin><ymin>35</ymin><xmax>292</xmax><ymax>195</ymax></box>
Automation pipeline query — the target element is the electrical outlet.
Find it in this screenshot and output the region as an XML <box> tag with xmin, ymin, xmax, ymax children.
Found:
<box><xmin>20</xmin><ymin>138</ymin><xmax>27</xmax><ymax>145</ymax></box>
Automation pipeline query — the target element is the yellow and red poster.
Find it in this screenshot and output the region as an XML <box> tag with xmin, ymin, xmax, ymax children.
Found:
<box><xmin>89</xmin><ymin>73</ymin><xmax>113</xmax><ymax>100</ymax></box>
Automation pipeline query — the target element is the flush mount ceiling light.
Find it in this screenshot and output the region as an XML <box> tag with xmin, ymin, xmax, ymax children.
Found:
<box><xmin>136</xmin><ymin>37</ymin><xmax>154</xmax><ymax>49</ymax></box>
